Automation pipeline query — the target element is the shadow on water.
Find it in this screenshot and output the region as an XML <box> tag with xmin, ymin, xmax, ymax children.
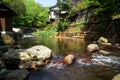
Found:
<box><xmin>27</xmin><ymin>64</ymin><xmax>95</xmax><ymax>80</ymax></box>
<box><xmin>20</xmin><ymin>36</ymin><xmax>120</xmax><ymax>80</ymax></box>
<box><xmin>27</xmin><ymin>70</ymin><xmax>59</xmax><ymax>80</ymax></box>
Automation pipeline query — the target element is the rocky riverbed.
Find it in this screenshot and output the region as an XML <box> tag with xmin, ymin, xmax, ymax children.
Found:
<box><xmin>0</xmin><ymin>36</ymin><xmax>120</xmax><ymax>80</ymax></box>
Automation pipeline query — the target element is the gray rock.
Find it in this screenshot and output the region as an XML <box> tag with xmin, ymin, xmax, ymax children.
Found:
<box><xmin>87</xmin><ymin>44</ymin><xmax>99</xmax><ymax>53</ymax></box>
<box><xmin>1</xmin><ymin>34</ymin><xmax>15</xmax><ymax>45</ymax></box>
<box><xmin>3</xmin><ymin>49</ymin><xmax>30</xmax><ymax>60</ymax></box>
<box><xmin>25</xmin><ymin>45</ymin><xmax>52</xmax><ymax>60</ymax></box>
<box><xmin>18</xmin><ymin>60</ymin><xmax>44</xmax><ymax>69</ymax></box>
<box><xmin>0</xmin><ymin>46</ymin><xmax>8</xmax><ymax>57</ymax></box>
<box><xmin>0</xmin><ymin>59</ymin><xmax>6</xmax><ymax>70</ymax></box>
<box><xmin>97</xmin><ymin>36</ymin><xmax>108</xmax><ymax>43</ymax></box>
<box><xmin>5</xmin><ymin>69</ymin><xmax>29</xmax><ymax>80</ymax></box>
<box><xmin>2</xmin><ymin>45</ymin><xmax>52</xmax><ymax>69</ymax></box>
<box><xmin>0</xmin><ymin>68</ymin><xmax>12</xmax><ymax>79</ymax></box>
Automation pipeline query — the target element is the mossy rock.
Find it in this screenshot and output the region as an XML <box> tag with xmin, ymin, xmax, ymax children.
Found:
<box><xmin>1</xmin><ymin>34</ymin><xmax>14</xmax><ymax>45</ymax></box>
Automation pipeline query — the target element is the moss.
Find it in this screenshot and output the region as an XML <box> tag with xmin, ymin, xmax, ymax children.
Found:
<box><xmin>1</xmin><ymin>34</ymin><xmax>14</xmax><ymax>45</ymax></box>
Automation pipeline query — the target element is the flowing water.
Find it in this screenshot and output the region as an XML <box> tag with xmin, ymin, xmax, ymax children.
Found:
<box><xmin>19</xmin><ymin>35</ymin><xmax>120</xmax><ymax>80</ymax></box>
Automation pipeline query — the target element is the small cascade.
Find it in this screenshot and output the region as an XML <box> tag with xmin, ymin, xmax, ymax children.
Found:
<box><xmin>77</xmin><ymin>54</ymin><xmax>120</xmax><ymax>67</ymax></box>
<box><xmin>45</xmin><ymin>56</ymin><xmax>66</xmax><ymax>70</ymax></box>
<box><xmin>45</xmin><ymin>54</ymin><xmax>120</xmax><ymax>70</ymax></box>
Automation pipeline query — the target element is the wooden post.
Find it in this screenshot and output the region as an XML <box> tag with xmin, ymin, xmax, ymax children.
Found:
<box><xmin>0</xmin><ymin>18</ymin><xmax>6</xmax><ymax>34</ymax></box>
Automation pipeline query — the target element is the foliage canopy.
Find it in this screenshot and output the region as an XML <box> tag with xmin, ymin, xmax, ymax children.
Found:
<box><xmin>1</xmin><ymin>0</ymin><xmax>49</xmax><ymax>28</ymax></box>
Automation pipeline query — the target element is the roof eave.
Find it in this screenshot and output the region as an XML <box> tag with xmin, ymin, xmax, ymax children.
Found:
<box><xmin>0</xmin><ymin>2</ymin><xmax>18</xmax><ymax>16</ymax></box>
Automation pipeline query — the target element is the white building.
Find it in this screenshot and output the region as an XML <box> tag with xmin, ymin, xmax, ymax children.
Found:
<box><xmin>48</xmin><ymin>5</ymin><xmax>60</xmax><ymax>22</ymax></box>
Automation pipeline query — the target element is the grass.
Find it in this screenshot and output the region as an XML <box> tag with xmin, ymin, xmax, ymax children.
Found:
<box><xmin>34</xmin><ymin>29</ymin><xmax>56</xmax><ymax>37</ymax></box>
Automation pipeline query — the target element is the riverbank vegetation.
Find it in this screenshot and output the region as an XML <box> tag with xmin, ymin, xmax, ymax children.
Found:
<box><xmin>56</xmin><ymin>0</ymin><xmax>120</xmax><ymax>43</ymax></box>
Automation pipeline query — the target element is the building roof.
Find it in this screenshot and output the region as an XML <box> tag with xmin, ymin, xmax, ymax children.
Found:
<box><xmin>50</xmin><ymin>5</ymin><xmax>58</xmax><ymax>9</ymax></box>
<box><xmin>0</xmin><ymin>2</ymin><xmax>17</xmax><ymax>16</ymax></box>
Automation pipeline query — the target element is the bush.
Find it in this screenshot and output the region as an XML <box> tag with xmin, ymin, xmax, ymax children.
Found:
<box><xmin>57</xmin><ymin>18</ymin><xmax>69</xmax><ymax>31</ymax></box>
<box><xmin>34</xmin><ymin>29</ymin><xmax>56</xmax><ymax>37</ymax></box>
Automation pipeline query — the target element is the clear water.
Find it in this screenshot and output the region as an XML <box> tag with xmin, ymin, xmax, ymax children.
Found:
<box><xmin>20</xmin><ymin>36</ymin><xmax>120</xmax><ymax>80</ymax></box>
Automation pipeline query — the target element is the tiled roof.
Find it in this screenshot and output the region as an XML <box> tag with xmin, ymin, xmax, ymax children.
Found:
<box><xmin>0</xmin><ymin>2</ymin><xmax>17</xmax><ymax>16</ymax></box>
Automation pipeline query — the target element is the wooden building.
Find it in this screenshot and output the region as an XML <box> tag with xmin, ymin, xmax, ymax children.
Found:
<box><xmin>48</xmin><ymin>5</ymin><xmax>68</xmax><ymax>23</ymax></box>
<box><xmin>48</xmin><ymin>5</ymin><xmax>60</xmax><ymax>22</ymax></box>
<box><xmin>0</xmin><ymin>2</ymin><xmax>17</xmax><ymax>34</ymax></box>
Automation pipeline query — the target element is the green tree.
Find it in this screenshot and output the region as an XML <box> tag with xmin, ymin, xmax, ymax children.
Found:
<box><xmin>23</xmin><ymin>0</ymin><xmax>49</xmax><ymax>28</ymax></box>
<box><xmin>2</xmin><ymin>0</ymin><xmax>26</xmax><ymax>27</ymax></box>
<box><xmin>57</xmin><ymin>0</ymin><xmax>72</xmax><ymax>11</ymax></box>
<box><xmin>2</xmin><ymin>0</ymin><xmax>49</xmax><ymax>28</ymax></box>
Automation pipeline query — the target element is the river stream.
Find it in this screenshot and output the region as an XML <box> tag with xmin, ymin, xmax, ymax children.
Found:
<box><xmin>19</xmin><ymin>35</ymin><xmax>120</xmax><ymax>80</ymax></box>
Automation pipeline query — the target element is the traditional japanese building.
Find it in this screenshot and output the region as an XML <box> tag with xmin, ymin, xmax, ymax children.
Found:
<box><xmin>48</xmin><ymin>5</ymin><xmax>60</xmax><ymax>22</ymax></box>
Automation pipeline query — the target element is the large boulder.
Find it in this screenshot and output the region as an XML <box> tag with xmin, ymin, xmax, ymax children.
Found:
<box><xmin>87</xmin><ymin>44</ymin><xmax>99</xmax><ymax>53</ymax></box>
<box><xmin>112</xmin><ymin>74</ymin><xmax>120</xmax><ymax>80</ymax></box>
<box><xmin>25</xmin><ymin>45</ymin><xmax>52</xmax><ymax>60</ymax></box>
<box><xmin>2</xmin><ymin>45</ymin><xmax>52</xmax><ymax>69</ymax></box>
<box><xmin>2</xmin><ymin>49</ymin><xmax>31</xmax><ymax>69</ymax></box>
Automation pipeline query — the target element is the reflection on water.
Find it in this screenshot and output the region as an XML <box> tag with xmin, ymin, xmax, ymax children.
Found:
<box><xmin>21</xmin><ymin>37</ymin><xmax>88</xmax><ymax>56</ymax></box>
<box><xmin>20</xmin><ymin>36</ymin><xmax>120</xmax><ymax>80</ymax></box>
